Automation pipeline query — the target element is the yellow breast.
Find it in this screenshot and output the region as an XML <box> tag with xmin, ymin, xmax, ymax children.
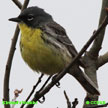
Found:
<box><xmin>19</xmin><ymin>23</ymin><xmax>69</xmax><ymax>75</ymax></box>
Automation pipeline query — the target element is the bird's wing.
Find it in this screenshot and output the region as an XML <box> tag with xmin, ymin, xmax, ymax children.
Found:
<box><xmin>42</xmin><ymin>21</ymin><xmax>78</xmax><ymax>57</ymax></box>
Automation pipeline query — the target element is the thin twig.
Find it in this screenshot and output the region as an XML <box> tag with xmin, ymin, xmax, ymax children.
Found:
<box><xmin>3</xmin><ymin>25</ymin><xmax>19</xmax><ymax>108</ymax></box>
<box><xmin>97</xmin><ymin>52</ymin><xmax>108</xmax><ymax>68</ymax></box>
<box><xmin>3</xmin><ymin>0</ymin><xmax>30</xmax><ymax>108</ymax></box>
<box><xmin>72</xmin><ymin>98</ymin><xmax>78</xmax><ymax>108</ymax></box>
<box><xmin>26</xmin><ymin>13</ymin><xmax>108</xmax><ymax>108</ymax></box>
<box><xmin>21</xmin><ymin>0</ymin><xmax>30</xmax><ymax>11</ymax></box>
<box><xmin>34</xmin><ymin>75</ymin><xmax>52</xmax><ymax>104</ymax></box>
<box><xmin>64</xmin><ymin>91</ymin><xmax>71</xmax><ymax>108</ymax></box>
<box><xmin>39</xmin><ymin>75</ymin><xmax>52</xmax><ymax>92</ymax></box>
<box><xmin>20</xmin><ymin>74</ymin><xmax>44</xmax><ymax>108</ymax></box>
<box><xmin>12</xmin><ymin>0</ymin><xmax>22</xmax><ymax>9</ymax></box>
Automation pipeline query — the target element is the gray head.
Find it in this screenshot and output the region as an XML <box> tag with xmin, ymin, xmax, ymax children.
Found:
<box><xmin>9</xmin><ymin>6</ymin><xmax>53</xmax><ymax>28</ymax></box>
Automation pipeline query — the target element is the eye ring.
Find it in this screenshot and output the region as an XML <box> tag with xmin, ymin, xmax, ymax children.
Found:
<box><xmin>27</xmin><ymin>14</ymin><xmax>34</xmax><ymax>21</ymax></box>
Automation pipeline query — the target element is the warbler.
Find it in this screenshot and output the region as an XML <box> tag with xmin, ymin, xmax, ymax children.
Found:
<box><xmin>9</xmin><ymin>6</ymin><xmax>100</xmax><ymax>95</ymax></box>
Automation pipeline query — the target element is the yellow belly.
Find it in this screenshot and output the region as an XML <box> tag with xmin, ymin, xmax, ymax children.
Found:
<box><xmin>19</xmin><ymin>23</ymin><xmax>71</xmax><ymax>75</ymax></box>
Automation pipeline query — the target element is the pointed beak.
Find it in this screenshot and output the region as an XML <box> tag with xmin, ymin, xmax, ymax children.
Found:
<box><xmin>9</xmin><ymin>17</ymin><xmax>21</xmax><ymax>23</ymax></box>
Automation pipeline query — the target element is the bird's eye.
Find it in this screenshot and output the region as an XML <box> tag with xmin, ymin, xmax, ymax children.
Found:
<box><xmin>27</xmin><ymin>14</ymin><xmax>34</xmax><ymax>21</ymax></box>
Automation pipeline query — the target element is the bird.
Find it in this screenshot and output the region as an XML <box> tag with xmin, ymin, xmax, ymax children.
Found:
<box><xmin>9</xmin><ymin>6</ymin><xmax>100</xmax><ymax>95</ymax></box>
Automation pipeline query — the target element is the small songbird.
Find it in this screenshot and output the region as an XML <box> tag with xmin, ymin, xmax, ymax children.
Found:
<box><xmin>9</xmin><ymin>6</ymin><xmax>100</xmax><ymax>95</ymax></box>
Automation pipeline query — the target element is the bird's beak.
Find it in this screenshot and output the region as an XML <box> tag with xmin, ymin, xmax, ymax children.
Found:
<box><xmin>9</xmin><ymin>17</ymin><xmax>21</xmax><ymax>23</ymax></box>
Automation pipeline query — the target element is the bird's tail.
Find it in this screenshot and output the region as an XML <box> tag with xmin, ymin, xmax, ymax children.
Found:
<box><xmin>69</xmin><ymin>65</ymin><xmax>100</xmax><ymax>95</ymax></box>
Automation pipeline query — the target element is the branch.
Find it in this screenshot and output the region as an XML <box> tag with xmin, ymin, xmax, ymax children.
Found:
<box><xmin>12</xmin><ymin>0</ymin><xmax>22</xmax><ymax>9</ymax></box>
<box><xmin>83</xmin><ymin>1</ymin><xmax>108</xmax><ymax>107</ymax></box>
<box><xmin>64</xmin><ymin>91</ymin><xmax>71</xmax><ymax>108</ymax></box>
<box><xmin>20</xmin><ymin>0</ymin><xmax>30</xmax><ymax>11</ymax></box>
<box><xmin>26</xmin><ymin>14</ymin><xmax>108</xmax><ymax>108</ymax></box>
<box><xmin>3</xmin><ymin>0</ymin><xmax>30</xmax><ymax>108</ymax></box>
<box><xmin>20</xmin><ymin>74</ymin><xmax>44</xmax><ymax>108</ymax></box>
<box><xmin>3</xmin><ymin>25</ymin><xmax>19</xmax><ymax>108</ymax></box>
<box><xmin>97</xmin><ymin>52</ymin><xmax>108</xmax><ymax>68</ymax></box>
<box><xmin>64</xmin><ymin>91</ymin><xmax>78</xmax><ymax>108</ymax></box>
<box><xmin>89</xmin><ymin>0</ymin><xmax>108</xmax><ymax>57</ymax></box>
<box><xmin>39</xmin><ymin>75</ymin><xmax>52</xmax><ymax>92</ymax></box>
<box><xmin>72</xmin><ymin>98</ymin><xmax>78</xmax><ymax>108</ymax></box>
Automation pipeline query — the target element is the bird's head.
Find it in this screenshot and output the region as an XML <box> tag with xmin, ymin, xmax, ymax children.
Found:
<box><xmin>9</xmin><ymin>6</ymin><xmax>53</xmax><ymax>28</ymax></box>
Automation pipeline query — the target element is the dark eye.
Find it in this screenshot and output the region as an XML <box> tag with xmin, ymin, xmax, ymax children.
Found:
<box><xmin>27</xmin><ymin>14</ymin><xmax>34</xmax><ymax>21</ymax></box>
